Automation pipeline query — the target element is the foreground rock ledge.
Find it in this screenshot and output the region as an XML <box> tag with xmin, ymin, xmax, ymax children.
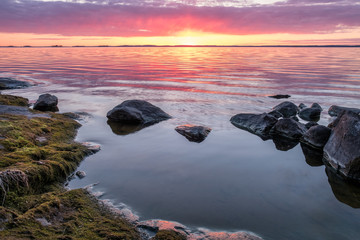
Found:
<box><xmin>324</xmin><ymin>111</ymin><xmax>360</xmax><ymax>180</ymax></box>
<box><xmin>107</xmin><ymin>99</ymin><xmax>171</xmax><ymax>125</ymax></box>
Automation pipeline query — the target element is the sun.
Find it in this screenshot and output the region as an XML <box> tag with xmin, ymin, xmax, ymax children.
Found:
<box><xmin>175</xmin><ymin>30</ymin><xmax>203</xmax><ymax>45</ymax></box>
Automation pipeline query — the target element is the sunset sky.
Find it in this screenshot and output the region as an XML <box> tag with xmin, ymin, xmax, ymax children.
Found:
<box><xmin>0</xmin><ymin>0</ymin><xmax>359</xmax><ymax>46</ymax></box>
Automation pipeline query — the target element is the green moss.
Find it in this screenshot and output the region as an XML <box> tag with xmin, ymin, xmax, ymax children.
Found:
<box><xmin>152</xmin><ymin>230</ymin><xmax>187</xmax><ymax>240</ymax></box>
<box><xmin>0</xmin><ymin>95</ymin><xmax>140</xmax><ymax>239</ymax></box>
<box><xmin>0</xmin><ymin>94</ymin><xmax>29</xmax><ymax>106</ymax></box>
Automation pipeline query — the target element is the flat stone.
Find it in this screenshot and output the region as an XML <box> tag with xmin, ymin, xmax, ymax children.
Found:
<box><xmin>107</xmin><ymin>100</ymin><xmax>171</xmax><ymax>125</ymax></box>
<box><xmin>268</xmin><ymin>94</ymin><xmax>291</xmax><ymax>99</ymax></box>
<box><xmin>175</xmin><ymin>125</ymin><xmax>211</xmax><ymax>143</ymax></box>
<box><xmin>328</xmin><ymin>105</ymin><xmax>360</xmax><ymax>117</ymax></box>
<box><xmin>0</xmin><ymin>77</ymin><xmax>31</xmax><ymax>90</ymax></box>
<box><xmin>230</xmin><ymin>113</ymin><xmax>278</xmax><ymax>140</ymax></box>
<box><xmin>0</xmin><ymin>105</ymin><xmax>50</xmax><ymax>119</ymax></box>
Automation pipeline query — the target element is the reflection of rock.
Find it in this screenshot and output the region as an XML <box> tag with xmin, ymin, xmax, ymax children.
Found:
<box><xmin>302</xmin><ymin>125</ymin><xmax>331</xmax><ymax>148</ymax></box>
<box><xmin>324</xmin><ymin>111</ymin><xmax>360</xmax><ymax>179</ymax></box>
<box><xmin>300</xmin><ymin>143</ymin><xmax>324</xmax><ymax>166</ymax></box>
<box><xmin>272</xmin><ymin>136</ymin><xmax>299</xmax><ymax>151</ymax></box>
<box><xmin>106</xmin><ymin>100</ymin><xmax>171</xmax><ymax>125</ymax></box>
<box><xmin>175</xmin><ymin>125</ymin><xmax>211</xmax><ymax>143</ymax></box>
<box><xmin>107</xmin><ymin>120</ymin><xmax>147</xmax><ymax>135</ymax></box>
<box><xmin>326</xmin><ymin>166</ymin><xmax>360</xmax><ymax>208</ymax></box>
<box><xmin>268</xmin><ymin>94</ymin><xmax>291</xmax><ymax>99</ymax></box>
<box><xmin>328</xmin><ymin>105</ymin><xmax>360</xmax><ymax>117</ymax></box>
<box><xmin>272</xmin><ymin>101</ymin><xmax>298</xmax><ymax>118</ymax></box>
<box><xmin>270</xmin><ymin>118</ymin><xmax>306</xmax><ymax>140</ymax></box>
<box><xmin>230</xmin><ymin>113</ymin><xmax>278</xmax><ymax>140</ymax></box>
<box><xmin>0</xmin><ymin>77</ymin><xmax>30</xmax><ymax>90</ymax></box>
<box><xmin>299</xmin><ymin>103</ymin><xmax>322</xmax><ymax>122</ymax></box>
<box><xmin>33</xmin><ymin>93</ymin><xmax>59</xmax><ymax>112</ymax></box>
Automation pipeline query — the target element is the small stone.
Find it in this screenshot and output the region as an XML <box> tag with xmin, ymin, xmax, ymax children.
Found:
<box><xmin>81</xmin><ymin>142</ymin><xmax>101</xmax><ymax>154</ymax></box>
<box><xmin>299</xmin><ymin>103</ymin><xmax>322</xmax><ymax>122</ymax></box>
<box><xmin>175</xmin><ymin>125</ymin><xmax>211</xmax><ymax>143</ymax></box>
<box><xmin>76</xmin><ymin>171</ymin><xmax>86</xmax><ymax>179</ymax></box>
<box><xmin>33</xmin><ymin>94</ymin><xmax>58</xmax><ymax>112</ymax></box>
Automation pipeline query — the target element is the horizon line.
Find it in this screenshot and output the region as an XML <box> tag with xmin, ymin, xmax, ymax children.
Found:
<box><xmin>1</xmin><ymin>44</ymin><xmax>360</xmax><ymax>48</ymax></box>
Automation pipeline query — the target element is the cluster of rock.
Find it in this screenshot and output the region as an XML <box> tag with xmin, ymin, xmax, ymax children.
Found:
<box><xmin>230</xmin><ymin>101</ymin><xmax>360</xmax><ymax>180</ymax></box>
<box><xmin>107</xmin><ymin>100</ymin><xmax>212</xmax><ymax>143</ymax></box>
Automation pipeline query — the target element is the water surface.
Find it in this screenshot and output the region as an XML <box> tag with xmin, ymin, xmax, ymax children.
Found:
<box><xmin>1</xmin><ymin>47</ymin><xmax>360</xmax><ymax>240</ymax></box>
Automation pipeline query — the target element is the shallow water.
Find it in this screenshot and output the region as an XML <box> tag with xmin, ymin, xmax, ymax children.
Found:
<box><xmin>1</xmin><ymin>47</ymin><xmax>360</xmax><ymax>240</ymax></box>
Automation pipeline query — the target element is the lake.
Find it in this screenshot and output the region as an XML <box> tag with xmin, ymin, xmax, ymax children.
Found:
<box><xmin>1</xmin><ymin>47</ymin><xmax>360</xmax><ymax>240</ymax></box>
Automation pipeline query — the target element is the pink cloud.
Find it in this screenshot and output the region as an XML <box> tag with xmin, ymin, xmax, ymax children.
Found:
<box><xmin>0</xmin><ymin>0</ymin><xmax>359</xmax><ymax>37</ymax></box>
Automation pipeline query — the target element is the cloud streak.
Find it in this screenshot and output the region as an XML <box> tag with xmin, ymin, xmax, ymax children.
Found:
<box><xmin>0</xmin><ymin>0</ymin><xmax>359</xmax><ymax>37</ymax></box>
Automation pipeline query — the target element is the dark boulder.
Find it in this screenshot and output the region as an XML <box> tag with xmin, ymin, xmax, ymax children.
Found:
<box><xmin>270</xmin><ymin>118</ymin><xmax>306</xmax><ymax>140</ymax></box>
<box><xmin>268</xmin><ymin>94</ymin><xmax>291</xmax><ymax>99</ymax></box>
<box><xmin>230</xmin><ymin>113</ymin><xmax>278</xmax><ymax>140</ymax></box>
<box><xmin>328</xmin><ymin>105</ymin><xmax>360</xmax><ymax>117</ymax></box>
<box><xmin>299</xmin><ymin>103</ymin><xmax>307</xmax><ymax>110</ymax></box>
<box><xmin>33</xmin><ymin>94</ymin><xmax>59</xmax><ymax>112</ymax></box>
<box><xmin>323</xmin><ymin>111</ymin><xmax>360</xmax><ymax>179</ymax></box>
<box><xmin>175</xmin><ymin>125</ymin><xmax>211</xmax><ymax>143</ymax></box>
<box><xmin>106</xmin><ymin>100</ymin><xmax>171</xmax><ymax>125</ymax></box>
<box><xmin>0</xmin><ymin>77</ymin><xmax>31</xmax><ymax>90</ymax></box>
<box><xmin>299</xmin><ymin>103</ymin><xmax>322</xmax><ymax>122</ymax></box>
<box><xmin>272</xmin><ymin>101</ymin><xmax>298</xmax><ymax>118</ymax></box>
<box><xmin>302</xmin><ymin>125</ymin><xmax>331</xmax><ymax>148</ymax></box>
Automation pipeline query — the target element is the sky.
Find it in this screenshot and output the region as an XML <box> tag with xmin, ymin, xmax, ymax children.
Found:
<box><xmin>0</xmin><ymin>0</ymin><xmax>359</xmax><ymax>46</ymax></box>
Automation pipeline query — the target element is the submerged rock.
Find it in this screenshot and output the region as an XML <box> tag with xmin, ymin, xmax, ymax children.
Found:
<box><xmin>270</xmin><ymin>118</ymin><xmax>306</xmax><ymax>140</ymax></box>
<box><xmin>300</xmin><ymin>143</ymin><xmax>324</xmax><ymax>167</ymax></box>
<box><xmin>302</xmin><ymin>125</ymin><xmax>331</xmax><ymax>148</ymax></box>
<box><xmin>268</xmin><ymin>94</ymin><xmax>291</xmax><ymax>99</ymax></box>
<box><xmin>0</xmin><ymin>105</ymin><xmax>50</xmax><ymax>118</ymax></box>
<box><xmin>272</xmin><ymin>101</ymin><xmax>298</xmax><ymax>118</ymax></box>
<box><xmin>272</xmin><ymin>136</ymin><xmax>299</xmax><ymax>151</ymax></box>
<box><xmin>328</xmin><ymin>105</ymin><xmax>360</xmax><ymax>117</ymax></box>
<box><xmin>107</xmin><ymin>100</ymin><xmax>171</xmax><ymax>125</ymax></box>
<box><xmin>230</xmin><ymin>113</ymin><xmax>278</xmax><ymax>140</ymax></box>
<box><xmin>33</xmin><ymin>93</ymin><xmax>59</xmax><ymax>112</ymax></box>
<box><xmin>175</xmin><ymin>125</ymin><xmax>211</xmax><ymax>143</ymax></box>
<box><xmin>323</xmin><ymin>111</ymin><xmax>360</xmax><ymax>179</ymax></box>
<box><xmin>0</xmin><ymin>77</ymin><xmax>31</xmax><ymax>90</ymax></box>
<box><xmin>299</xmin><ymin>103</ymin><xmax>322</xmax><ymax>122</ymax></box>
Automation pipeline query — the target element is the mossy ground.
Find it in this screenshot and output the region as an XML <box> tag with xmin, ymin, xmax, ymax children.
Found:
<box><xmin>0</xmin><ymin>94</ymin><xmax>140</xmax><ymax>239</ymax></box>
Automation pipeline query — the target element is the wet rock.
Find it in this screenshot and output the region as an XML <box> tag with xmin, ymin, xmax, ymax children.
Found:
<box><xmin>300</xmin><ymin>143</ymin><xmax>324</xmax><ymax>167</ymax></box>
<box><xmin>152</xmin><ymin>230</ymin><xmax>187</xmax><ymax>240</ymax></box>
<box><xmin>323</xmin><ymin>111</ymin><xmax>360</xmax><ymax>179</ymax></box>
<box><xmin>268</xmin><ymin>110</ymin><xmax>283</xmax><ymax>119</ymax></box>
<box><xmin>0</xmin><ymin>105</ymin><xmax>50</xmax><ymax>119</ymax></box>
<box><xmin>272</xmin><ymin>136</ymin><xmax>299</xmax><ymax>151</ymax></box>
<box><xmin>299</xmin><ymin>103</ymin><xmax>307</xmax><ymax>110</ymax></box>
<box><xmin>270</xmin><ymin>118</ymin><xmax>307</xmax><ymax>140</ymax></box>
<box><xmin>81</xmin><ymin>142</ymin><xmax>101</xmax><ymax>154</ymax></box>
<box><xmin>299</xmin><ymin>103</ymin><xmax>322</xmax><ymax>122</ymax></box>
<box><xmin>107</xmin><ymin>100</ymin><xmax>171</xmax><ymax>125</ymax></box>
<box><xmin>268</xmin><ymin>94</ymin><xmax>291</xmax><ymax>99</ymax></box>
<box><xmin>305</xmin><ymin>121</ymin><xmax>318</xmax><ymax>129</ymax></box>
<box><xmin>0</xmin><ymin>77</ymin><xmax>31</xmax><ymax>90</ymax></box>
<box><xmin>230</xmin><ymin>113</ymin><xmax>278</xmax><ymax>140</ymax></box>
<box><xmin>291</xmin><ymin>116</ymin><xmax>299</xmax><ymax>122</ymax></box>
<box><xmin>175</xmin><ymin>125</ymin><xmax>211</xmax><ymax>143</ymax></box>
<box><xmin>272</xmin><ymin>101</ymin><xmax>298</xmax><ymax>118</ymax></box>
<box><xmin>33</xmin><ymin>94</ymin><xmax>59</xmax><ymax>112</ymax></box>
<box><xmin>302</xmin><ymin>125</ymin><xmax>331</xmax><ymax>148</ymax></box>
<box><xmin>328</xmin><ymin>105</ymin><xmax>360</xmax><ymax>117</ymax></box>
<box><xmin>326</xmin><ymin>166</ymin><xmax>360</xmax><ymax>208</ymax></box>
<box><xmin>76</xmin><ymin>171</ymin><xmax>86</xmax><ymax>179</ymax></box>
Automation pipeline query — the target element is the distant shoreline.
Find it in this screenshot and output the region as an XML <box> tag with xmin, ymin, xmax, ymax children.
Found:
<box><xmin>1</xmin><ymin>45</ymin><xmax>360</xmax><ymax>48</ymax></box>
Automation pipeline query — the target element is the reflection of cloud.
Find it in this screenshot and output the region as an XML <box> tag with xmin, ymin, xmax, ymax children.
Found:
<box><xmin>275</xmin><ymin>38</ymin><xmax>360</xmax><ymax>44</ymax></box>
<box><xmin>0</xmin><ymin>0</ymin><xmax>359</xmax><ymax>36</ymax></box>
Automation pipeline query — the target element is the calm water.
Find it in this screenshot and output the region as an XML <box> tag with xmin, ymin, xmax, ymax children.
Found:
<box><xmin>1</xmin><ymin>47</ymin><xmax>360</xmax><ymax>240</ymax></box>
